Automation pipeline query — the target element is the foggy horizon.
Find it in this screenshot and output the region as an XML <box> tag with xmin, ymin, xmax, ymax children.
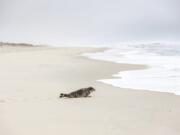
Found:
<box><xmin>0</xmin><ymin>0</ymin><xmax>180</xmax><ymax>46</ymax></box>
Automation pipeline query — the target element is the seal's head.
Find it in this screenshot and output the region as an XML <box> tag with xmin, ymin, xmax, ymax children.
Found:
<box><xmin>88</xmin><ymin>87</ymin><xmax>95</xmax><ymax>92</ymax></box>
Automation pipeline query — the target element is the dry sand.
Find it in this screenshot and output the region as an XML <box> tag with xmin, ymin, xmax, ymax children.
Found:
<box><xmin>0</xmin><ymin>46</ymin><xmax>180</xmax><ymax>135</ymax></box>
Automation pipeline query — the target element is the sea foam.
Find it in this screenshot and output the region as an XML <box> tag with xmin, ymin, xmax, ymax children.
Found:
<box><xmin>83</xmin><ymin>43</ymin><xmax>180</xmax><ymax>95</ymax></box>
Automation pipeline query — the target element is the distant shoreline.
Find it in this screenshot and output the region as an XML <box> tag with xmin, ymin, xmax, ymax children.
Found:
<box><xmin>0</xmin><ymin>42</ymin><xmax>44</xmax><ymax>47</ymax></box>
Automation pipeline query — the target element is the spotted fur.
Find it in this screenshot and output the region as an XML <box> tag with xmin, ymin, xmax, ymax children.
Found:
<box><xmin>60</xmin><ymin>87</ymin><xmax>95</xmax><ymax>98</ymax></box>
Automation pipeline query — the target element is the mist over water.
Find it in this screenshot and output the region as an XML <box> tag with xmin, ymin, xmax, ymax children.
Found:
<box><xmin>83</xmin><ymin>43</ymin><xmax>180</xmax><ymax>95</ymax></box>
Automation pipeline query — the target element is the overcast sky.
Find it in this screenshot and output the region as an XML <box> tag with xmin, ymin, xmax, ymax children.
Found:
<box><xmin>0</xmin><ymin>0</ymin><xmax>179</xmax><ymax>45</ymax></box>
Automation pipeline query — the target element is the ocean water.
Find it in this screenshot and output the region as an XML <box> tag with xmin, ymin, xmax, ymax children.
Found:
<box><xmin>83</xmin><ymin>43</ymin><xmax>180</xmax><ymax>95</ymax></box>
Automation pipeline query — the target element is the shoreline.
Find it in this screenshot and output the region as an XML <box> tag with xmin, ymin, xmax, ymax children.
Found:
<box><xmin>83</xmin><ymin>46</ymin><xmax>180</xmax><ymax>95</ymax></box>
<box><xmin>82</xmin><ymin>48</ymin><xmax>180</xmax><ymax>96</ymax></box>
<box><xmin>0</xmin><ymin>46</ymin><xmax>180</xmax><ymax>135</ymax></box>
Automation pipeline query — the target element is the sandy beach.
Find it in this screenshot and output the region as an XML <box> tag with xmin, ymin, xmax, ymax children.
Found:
<box><xmin>0</xmin><ymin>46</ymin><xmax>180</xmax><ymax>135</ymax></box>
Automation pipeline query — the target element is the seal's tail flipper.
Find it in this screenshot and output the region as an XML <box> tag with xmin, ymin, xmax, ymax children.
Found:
<box><xmin>59</xmin><ymin>93</ymin><xmax>68</xmax><ymax>98</ymax></box>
